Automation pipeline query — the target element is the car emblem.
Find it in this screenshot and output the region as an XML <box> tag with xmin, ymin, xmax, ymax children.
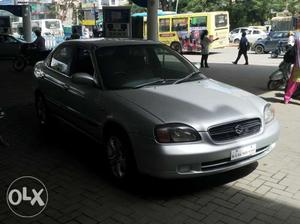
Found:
<box><xmin>235</xmin><ymin>125</ymin><xmax>244</xmax><ymax>135</ymax></box>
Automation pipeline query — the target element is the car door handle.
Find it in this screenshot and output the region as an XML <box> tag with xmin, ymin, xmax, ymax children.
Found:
<box><xmin>62</xmin><ymin>84</ymin><xmax>69</xmax><ymax>91</ymax></box>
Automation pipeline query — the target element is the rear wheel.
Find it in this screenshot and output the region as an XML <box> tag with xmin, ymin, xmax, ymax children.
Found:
<box><xmin>170</xmin><ymin>42</ymin><xmax>182</xmax><ymax>54</ymax></box>
<box><xmin>255</xmin><ymin>45</ymin><xmax>264</xmax><ymax>54</ymax></box>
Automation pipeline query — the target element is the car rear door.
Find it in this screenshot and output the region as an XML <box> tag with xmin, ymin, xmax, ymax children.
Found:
<box><xmin>40</xmin><ymin>44</ymin><xmax>76</xmax><ymax>120</ymax></box>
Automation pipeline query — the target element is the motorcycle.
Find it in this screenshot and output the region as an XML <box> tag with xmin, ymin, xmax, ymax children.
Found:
<box><xmin>268</xmin><ymin>61</ymin><xmax>300</xmax><ymax>99</ymax></box>
<box><xmin>267</xmin><ymin>61</ymin><xmax>291</xmax><ymax>90</ymax></box>
<box><xmin>12</xmin><ymin>44</ymin><xmax>51</xmax><ymax>72</ymax></box>
<box><xmin>270</xmin><ymin>41</ymin><xmax>288</xmax><ymax>58</ymax></box>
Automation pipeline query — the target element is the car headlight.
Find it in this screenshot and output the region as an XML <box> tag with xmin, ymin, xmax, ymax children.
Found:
<box><xmin>264</xmin><ymin>104</ymin><xmax>275</xmax><ymax>124</ymax></box>
<box><xmin>155</xmin><ymin>124</ymin><xmax>201</xmax><ymax>143</ymax></box>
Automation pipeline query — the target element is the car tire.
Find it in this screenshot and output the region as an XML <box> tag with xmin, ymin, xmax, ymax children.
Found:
<box><xmin>255</xmin><ymin>45</ymin><xmax>264</xmax><ymax>54</ymax></box>
<box><xmin>233</xmin><ymin>39</ymin><xmax>240</xmax><ymax>44</ymax></box>
<box><xmin>105</xmin><ymin>129</ymin><xmax>137</xmax><ymax>181</ymax></box>
<box><xmin>12</xmin><ymin>56</ymin><xmax>27</xmax><ymax>72</ymax></box>
<box><xmin>170</xmin><ymin>42</ymin><xmax>182</xmax><ymax>54</ymax></box>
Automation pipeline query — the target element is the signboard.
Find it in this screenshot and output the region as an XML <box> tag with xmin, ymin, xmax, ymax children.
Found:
<box><xmin>80</xmin><ymin>20</ymin><xmax>96</xmax><ymax>26</ymax></box>
<box><xmin>0</xmin><ymin>0</ymin><xmax>14</xmax><ymax>5</ymax></box>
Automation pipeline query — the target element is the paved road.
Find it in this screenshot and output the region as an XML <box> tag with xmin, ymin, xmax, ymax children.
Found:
<box><xmin>0</xmin><ymin>49</ymin><xmax>300</xmax><ymax>224</ymax></box>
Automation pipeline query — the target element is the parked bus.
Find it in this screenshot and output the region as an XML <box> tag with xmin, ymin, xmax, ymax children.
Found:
<box><xmin>271</xmin><ymin>15</ymin><xmax>300</xmax><ymax>31</ymax></box>
<box><xmin>134</xmin><ymin>11</ymin><xmax>229</xmax><ymax>53</ymax></box>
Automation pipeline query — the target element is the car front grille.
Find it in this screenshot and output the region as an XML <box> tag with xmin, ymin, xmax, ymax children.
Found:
<box><xmin>208</xmin><ymin>118</ymin><xmax>262</xmax><ymax>142</ymax></box>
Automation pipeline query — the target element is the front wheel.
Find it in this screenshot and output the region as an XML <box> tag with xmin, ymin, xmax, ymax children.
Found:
<box><xmin>267</xmin><ymin>80</ymin><xmax>283</xmax><ymax>90</ymax></box>
<box><xmin>12</xmin><ymin>56</ymin><xmax>27</xmax><ymax>72</ymax></box>
<box><xmin>105</xmin><ymin>130</ymin><xmax>137</xmax><ymax>181</ymax></box>
<box><xmin>233</xmin><ymin>39</ymin><xmax>240</xmax><ymax>44</ymax></box>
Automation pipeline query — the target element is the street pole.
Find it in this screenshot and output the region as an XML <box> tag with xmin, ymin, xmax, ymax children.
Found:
<box><xmin>175</xmin><ymin>0</ymin><xmax>179</xmax><ymax>13</ymax></box>
<box><xmin>93</xmin><ymin>3</ymin><xmax>96</xmax><ymax>26</ymax></box>
<box><xmin>22</xmin><ymin>5</ymin><xmax>32</xmax><ymax>42</ymax></box>
<box><xmin>147</xmin><ymin>0</ymin><xmax>158</xmax><ymax>41</ymax></box>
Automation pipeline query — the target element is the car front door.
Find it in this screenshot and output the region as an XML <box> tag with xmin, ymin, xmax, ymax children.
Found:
<box><xmin>63</xmin><ymin>46</ymin><xmax>106</xmax><ymax>139</ymax></box>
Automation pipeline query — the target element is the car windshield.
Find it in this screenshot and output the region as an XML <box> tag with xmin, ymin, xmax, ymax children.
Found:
<box><xmin>96</xmin><ymin>44</ymin><xmax>204</xmax><ymax>90</ymax></box>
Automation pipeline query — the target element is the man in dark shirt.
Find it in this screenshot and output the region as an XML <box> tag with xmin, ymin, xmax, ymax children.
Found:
<box><xmin>32</xmin><ymin>30</ymin><xmax>46</xmax><ymax>51</ymax></box>
<box><xmin>70</xmin><ymin>28</ymin><xmax>80</xmax><ymax>40</ymax></box>
<box><xmin>232</xmin><ymin>32</ymin><xmax>249</xmax><ymax>65</ymax></box>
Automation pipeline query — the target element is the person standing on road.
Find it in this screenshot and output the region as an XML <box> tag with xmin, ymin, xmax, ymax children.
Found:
<box><xmin>284</xmin><ymin>37</ymin><xmax>300</xmax><ymax>104</ymax></box>
<box><xmin>200</xmin><ymin>30</ymin><xmax>219</xmax><ymax>68</ymax></box>
<box><xmin>232</xmin><ymin>31</ymin><xmax>249</xmax><ymax>65</ymax></box>
<box><xmin>32</xmin><ymin>30</ymin><xmax>46</xmax><ymax>51</ymax></box>
<box><xmin>287</xmin><ymin>31</ymin><xmax>295</xmax><ymax>47</ymax></box>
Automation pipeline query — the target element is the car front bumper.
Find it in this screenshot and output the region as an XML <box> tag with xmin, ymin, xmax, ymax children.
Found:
<box><xmin>130</xmin><ymin>120</ymin><xmax>279</xmax><ymax>179</ymax></box>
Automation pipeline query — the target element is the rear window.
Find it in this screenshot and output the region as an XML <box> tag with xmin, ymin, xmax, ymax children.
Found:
<box><xmin>45</xmin><ymin>21</ymin><xmax>60</xmax><ymax>29</ymax></box>
<box><xmin>215</xmin><ymin>14</ymin><xmax>228</xmax><ymax>28</ymax></box>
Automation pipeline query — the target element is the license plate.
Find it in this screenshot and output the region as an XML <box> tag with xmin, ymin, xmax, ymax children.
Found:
<box><xmin>231</xmin><ymin>144</ymin><xmax>256</xmax><ymax>160</ymax></box>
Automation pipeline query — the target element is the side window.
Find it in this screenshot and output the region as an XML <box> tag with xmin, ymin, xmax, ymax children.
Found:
<box><xmin>190</xmin><ymin>16</ymin><xmax>207</xmax><ymax>28</ymax></box>
<box><xmin>172</xmin><ymin>18</ymin><xmax>188</xmax><ymax>32</ymax></box>
<box><xmin>215</xmin><ymin>14</ymin><xmax>228</xmax><ymax>28</ymax></box>
<box><xmin>50</xmin><ymin>46</ymin><xmax>73</xmax><ymax>75</ymax></box>
<box><xmin>73</xmin><ymin>48</ymin><xmax>94</xmax><ymax>76</ymax></box>
<box><xmin>159</xmin><ymin>19</ymin><xmax>170</xmax><ymax>32</ymax></box>
<box><xmin>253</xmin><ymin>30</ymin><xmax>260</xmax><ymax>34</ymax></box>
<box><xmin>231</xmin><ymin>29</ymin><xmax>239</xmax><ymax>34</ymax></box>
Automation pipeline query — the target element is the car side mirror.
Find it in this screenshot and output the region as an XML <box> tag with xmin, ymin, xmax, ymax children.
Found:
<box><xmin>72</xmin><ymin>72</ymin><xmax>95</xmax><ymax>86</ymax></box>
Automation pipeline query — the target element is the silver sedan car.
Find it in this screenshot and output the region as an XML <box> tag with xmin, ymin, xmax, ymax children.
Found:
<box><xmin>33</xmin><ymin>39</ymin><xmax>279</xmax><ymax>180</ymax></box>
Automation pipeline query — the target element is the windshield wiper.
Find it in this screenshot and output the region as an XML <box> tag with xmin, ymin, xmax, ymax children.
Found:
<box><xmin>133</xmin><ymin>79</ymin><xmax>165</xmax><ymax>89</ymax></box>
<box><xmin>173</xmin><ymin>71</ymin><xmax>204</xmax><ymax>85</ymax></box>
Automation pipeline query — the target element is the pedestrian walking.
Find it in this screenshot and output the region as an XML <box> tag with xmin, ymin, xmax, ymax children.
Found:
<box><xmin>284</xmin><ymin>37</ymin><xmax>300</xmax><ymax>104</ymax></box>
<box><xmin>200</xmin><ymin>30</ymin><xmax>219</xmax><ymax>68</ymax></box>
<box><xmin>232</xmin><ymin>31</ymin><xmax>250</xmax><ymax>65</ymax></box>
<box><xmin>70</xmin><ymin>28</ymin><xmax>80</xmax><ymax>40</ymax></box>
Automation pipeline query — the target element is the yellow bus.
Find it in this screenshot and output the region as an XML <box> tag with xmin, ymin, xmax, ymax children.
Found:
<box><xmin>141</xmin><ymin>11</ymin><xmax>230</xmax><ymax>53</ymax></box>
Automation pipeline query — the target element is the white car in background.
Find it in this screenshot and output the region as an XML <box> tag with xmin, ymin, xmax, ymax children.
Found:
<box><xmin>229</xmin><ymin>27</ymin><xmax>267</xmax><ymax>44</ymax></box>
<box><xmin>246</xmin><ymin>29</ymin><xmax>268</xmax><ymax>44</ymax></box>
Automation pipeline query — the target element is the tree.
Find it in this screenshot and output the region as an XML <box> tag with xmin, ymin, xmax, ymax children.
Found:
<box><xmin>55</xmin><ymin>0</ymin><xmax>81</xmax><ymax>25</ymax></box>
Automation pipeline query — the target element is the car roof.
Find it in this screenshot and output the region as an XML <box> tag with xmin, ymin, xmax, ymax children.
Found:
<box><xmin>63</xmin><ymin>38</ymin><xmax>160</xmax><ymax>49</ymax></box>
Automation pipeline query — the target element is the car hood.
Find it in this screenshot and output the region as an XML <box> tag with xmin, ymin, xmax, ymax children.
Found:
<box><xmin>116</xmin><ymin>79</ymin><xmax>265</xmax><ymax>131</ymax></box>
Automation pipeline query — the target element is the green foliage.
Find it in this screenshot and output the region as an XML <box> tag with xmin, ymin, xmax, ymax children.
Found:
<box><xmin>176</xmin><ymin>0</ymin><xmax>300</xmax><ymax>29</ymax></box>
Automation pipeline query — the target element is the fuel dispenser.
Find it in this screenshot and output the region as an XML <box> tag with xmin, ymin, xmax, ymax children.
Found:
<box><xmin>102</xmin><ymin>6</ymin><xmax>131</xmax><ymax>38</ymax></box>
